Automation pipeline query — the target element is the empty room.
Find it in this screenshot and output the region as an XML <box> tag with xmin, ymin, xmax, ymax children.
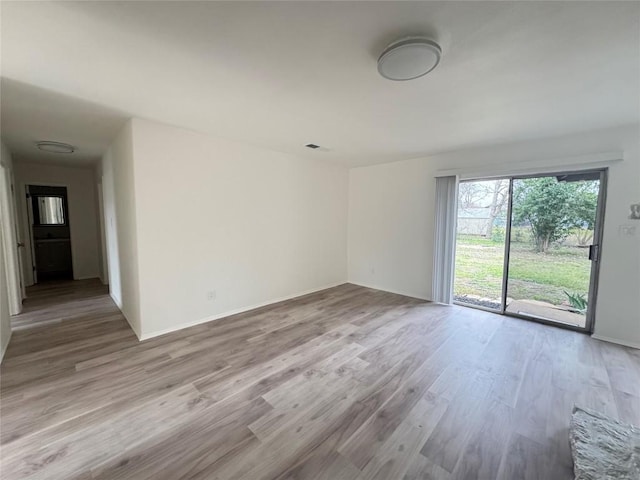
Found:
<box><xmin>0</xmin><ymin>2</ymin><xmax>639</xmax><ymax>479</ymax></box>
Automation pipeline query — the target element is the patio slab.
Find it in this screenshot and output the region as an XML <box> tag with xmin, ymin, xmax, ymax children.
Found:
<box><xmin>506</xmin><ymin>299</ymin><xmax>586</xmax><ymax>328</ymax></box>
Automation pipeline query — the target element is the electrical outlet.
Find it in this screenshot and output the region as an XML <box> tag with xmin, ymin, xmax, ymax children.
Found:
<box><xmin>619</xmin><ymin>225</ymin><xmax>637</xmax><ymax>237</ymax></box>
<box><xmin>206</xmin><ymin>290</ymin><xmax>216</xmax><ymax>301</ymax></box>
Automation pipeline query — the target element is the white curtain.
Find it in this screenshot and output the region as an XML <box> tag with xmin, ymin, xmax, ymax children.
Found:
<box><xmin>432</xmin><ymin>175</ymin><xmax>458</xmax><ymax>304</ymax></box>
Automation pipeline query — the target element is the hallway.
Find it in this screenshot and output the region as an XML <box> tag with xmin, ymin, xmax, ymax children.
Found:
<box><xmin>10</xmin><ymin>279</ymin><xmax>111</xmax><ymax>331</ymax></box>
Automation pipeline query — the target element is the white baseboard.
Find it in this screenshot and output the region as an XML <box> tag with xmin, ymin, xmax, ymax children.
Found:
<box><xmin>591</xmin><ymin>334</ymin><xmax>640</xmax><ymax>350</ymax></box>
<box><xmin>139</xmin><ymin>281</ymin><xmax>347</xmax><ymax>341</ymax></box>
<box><xmin>125</xmin><ymin>317</ymin><xmax>141</xmax><ymax>341</ymax></box>
<box><xmin>108</xmin><ymin>292</ymin><xmax>142</xmax><ymax>340</ymax></box>
<box><xmin>346</xmin><ymin>281</ymin><xmax>430</xmax><ymax>302</ymax></box>
<box><xmin>109</xmin><ymin>292</ymin><xmax>123</xmax><ymax>309</ymax></box>
<box><xmin>1</xmin><ymin>329</ymin><xmax>13</xmax><ymax>363</ymax></box>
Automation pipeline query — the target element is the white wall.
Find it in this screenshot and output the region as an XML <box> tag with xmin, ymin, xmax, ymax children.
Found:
<box><xmin>0</xmin><ymin>141</ymin><xmax>17</xmax><ymax>361</ymax></box>
<box><xmin>96</xmin><ymin>182</ymin><xmax>108</xmax><ymax>285</ymax></box>
<box><xmin>14</xmin><ymin>162</ymin><xmax>101</xmax><ymax>285</ymax></box>
<box><xmin>0</xmin><ymin>221</ymin><xmax>12</xmax><ymax>361</ymax></box>
<box><xmin>93</xmin><ymin>162</ymin><xmax>109</xmax><ymax>285</ymax></box>
<box><xmin>0</xmin><ymin>141</ymin><xmax>23</xmax><ymax>315</ymax></box>
<box><xmin>349</xmin><ymin>124</ymin><xmax>640</xmax><ymax>347</ymax></box>
<box><xmin>101</xmin><ymin>121</ymin><xmax>141</xmax><ymax>336</ymax></box>
<box><xmin>101</xmin><ymin>147</ymin><xmax>121</xmax><ymax>308</ymax></box>
<box><xmin>123</xmin><ymin>118</ymin><xmax>348</xmax><ymax>338</ymax></box>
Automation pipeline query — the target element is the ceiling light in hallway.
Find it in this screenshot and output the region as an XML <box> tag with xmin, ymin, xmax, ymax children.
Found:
<box><xmin>35</xmin><ymin>141</ymin><xmax>76</xmax><ymax>154</ymax></box>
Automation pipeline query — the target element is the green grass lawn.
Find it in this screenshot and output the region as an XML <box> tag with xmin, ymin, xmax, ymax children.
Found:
<box><xmin>454</xmin><ymin>234</ymin><xmax>591</xmax><ymax>305</ymax></box>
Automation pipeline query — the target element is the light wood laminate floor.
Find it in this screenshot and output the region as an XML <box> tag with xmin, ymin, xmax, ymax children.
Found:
<box><xmin>1</xmin><ymin>281</ymin><xmax>639</xmax><ymax>480</ymax></box>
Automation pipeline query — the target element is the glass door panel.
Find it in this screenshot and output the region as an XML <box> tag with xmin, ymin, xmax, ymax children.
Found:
<box><xmin>505</xmin><ymin>172</ymin><xmax>602</xmax><ymax>329</ymax></box>
<box><xmin>454</xmin><ymin>179</ymin><xmax>510</xmax><ymax>311</ymax></box>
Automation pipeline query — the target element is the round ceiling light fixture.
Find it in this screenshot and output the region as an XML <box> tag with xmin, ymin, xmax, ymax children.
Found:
<box><xmin>377</xmin><ymin>37</ymin><xmax>442</xmax><ymax>81</ymax></box>
<box><xmin>35</xmin><ymin>141</ymin><xmax>76</xmax><ymax>154</ymax></box>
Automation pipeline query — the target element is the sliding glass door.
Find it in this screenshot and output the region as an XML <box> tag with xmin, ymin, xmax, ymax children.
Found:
<box><xmin>454</xmin><ymin>169</ymin><xmax>606</xmax><ymax>332</ymax></box>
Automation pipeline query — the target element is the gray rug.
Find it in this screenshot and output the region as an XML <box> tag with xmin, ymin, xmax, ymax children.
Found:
<box><xmin>570</xmin><ymin>406</ymin><xmax>640</xmax><ymax>480</ymax></box>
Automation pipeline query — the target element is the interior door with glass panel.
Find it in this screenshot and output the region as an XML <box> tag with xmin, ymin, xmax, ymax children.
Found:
<box><xmin>28</xmin><ymin>185</ymin><xmax>73</xmax><ymax>282</ymax></box>
<box><xmin>504</xmin><ymin>170</ymin><xmax>605</xmax><ymax>331</ymax></box>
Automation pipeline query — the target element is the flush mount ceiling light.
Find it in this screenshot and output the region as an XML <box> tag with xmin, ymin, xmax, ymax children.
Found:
<box><xmin>35</xmin><ymin>141</ymin><xmax>76</xmax><ymax>154</ymax></box>
<box><xmin>377</xmin><ymin>37</ymin><xmax>442</xmax><ymax>81</ymax></box>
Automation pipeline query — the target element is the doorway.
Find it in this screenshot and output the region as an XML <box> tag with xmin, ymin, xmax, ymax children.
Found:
<box><xmin>26</xmin><ymin>185</ymin><xmax>73</xmax><ymax>282</ymax></box>
<box><xmin>453</xmin><ymin>169</ymin><xmax>606</xmax><ymax>332</ymax></box>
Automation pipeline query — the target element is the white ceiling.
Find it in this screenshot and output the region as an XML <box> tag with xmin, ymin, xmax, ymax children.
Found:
<box><xmin>1</xmin><ymin>79</ymin><xmax>128</xmax><ymax>166</ymax></box>
<box><xmin>1</xmin><ymin>1</ymin><xmax>639</xmax><ymax>167</ymax></box>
